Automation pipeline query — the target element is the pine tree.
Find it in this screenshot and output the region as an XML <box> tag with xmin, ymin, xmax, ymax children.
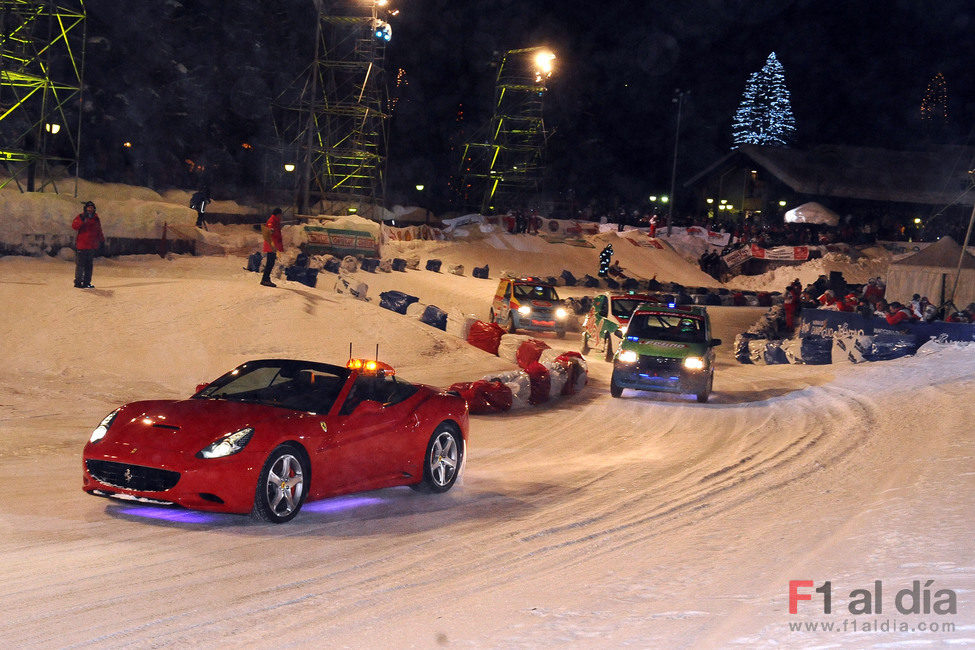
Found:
<box><xmin>731</xmin><ymin>52</ymin><xmax>796</xmax><ymax>147</ymax></box>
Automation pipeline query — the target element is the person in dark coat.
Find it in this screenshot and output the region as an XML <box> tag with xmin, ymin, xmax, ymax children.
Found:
<box><xmin>72</xmin><ymin>201</ymin><xmax>105</xmax><ymax>288</ymax></box>
<box><xmin>190</xmin><ymin>186</ymin><xmax>211</xmax><ymax>229</ymax></box>
<box><xmin>598</xmin><ymin>243</ymin><xmax>614</xmax><ymax>277</ymax></box>
<box><xmin>260</xmin><ymin>208</ymin><xmax>284</xmax><ymax>287</ymax></box>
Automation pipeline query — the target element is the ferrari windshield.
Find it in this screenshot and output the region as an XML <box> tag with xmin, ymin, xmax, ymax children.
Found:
<box><xmin>194</xmin><ymin>360</ymin><xmax>350</xmax><ymax>413</ymax></box>
<box><xmin>513</xmin><ymin>284</ymin><xmax>559</xmax><ymax>301</ymax></box>
<box><xmin>627</xmin><ymin>312</ymin><xmax>706</xmax><ymax>343</ymax></box>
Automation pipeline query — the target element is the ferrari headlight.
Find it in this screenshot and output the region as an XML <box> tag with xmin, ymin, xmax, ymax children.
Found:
<box><xmin>683</xmin><ymin>356</ymin><xmax>705</xmax><ymax>370</ymax></box>
<box><xmin>518</xmin><ymin>305</ymin><xmax>531</xmax><ymax>315</ymax></box>
<box><xmin>618</xmin><ymin>350</ymin><xmax>639</xmax><ymax>363</ymax></box>
<box><xmin>89</xmin><ymin>408</ymin><xmax>120</xmax><ymax>444</ymax></box>
<box><xmin>197</xmin><ymin>427</ymin><xmax>254</xmax><ymax>459</ymax></box>
<box><xmin>555</xmin><ymin>307</ymin><xmax>568</xmax><ymax>319</ymax></box>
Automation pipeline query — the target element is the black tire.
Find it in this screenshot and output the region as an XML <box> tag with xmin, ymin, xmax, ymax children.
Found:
<box><xmin>610</xmin><ymin>373</ymin><xmax>623</xmax><ymax>398</ymax></box>
<box><xmin>696</xmin><ymin>374</ymin><xmax>713</xmax><ymax>403</ymax></box>
<box><xmin>604</xmin><ymin>335</ymin><xmax>614</xmax><ymax>362</ymax></box>
<box><xmin>411</xmin><ymin>424</ymin><xmax>463</xmax><ymax>493</ymax></box>
<box><xmin>506</xmin><ymin>314</ymin><xmax>517</xmax><ymax>334</ymax></box>
<box><xmin>581</xmin><ymin>334</ymin><xmax>590</xmax><ymax>355</ymax></box>
<box><xmin>252</xmin><ymin>443</ymin><xmax>309</xmax><ymax>523</ymax></box>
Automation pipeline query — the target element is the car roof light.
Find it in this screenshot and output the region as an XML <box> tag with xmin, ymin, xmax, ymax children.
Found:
<box><xmin>347</xmin><ymin>358</ymin><xmax>396</xmax><ymax>376</ymax></box>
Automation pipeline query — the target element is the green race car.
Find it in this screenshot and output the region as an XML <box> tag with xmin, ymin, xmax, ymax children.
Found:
<box><xmin>610</xmin><ymin>304</ymin><xmax>721</xmax><ymax>403</ymax></box>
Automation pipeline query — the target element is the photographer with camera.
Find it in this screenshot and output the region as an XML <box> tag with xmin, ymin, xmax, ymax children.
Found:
<box><xmin>72</xmin><ymin>201</ymin><xmax>105</xmax><ymax>289</ymax></box>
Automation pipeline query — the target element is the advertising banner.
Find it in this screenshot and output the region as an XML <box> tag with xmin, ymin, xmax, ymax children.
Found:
<box><xmin>303</xmin><ymin>226</ymin><xmax>380</xmax><ymax>258</ymax></box>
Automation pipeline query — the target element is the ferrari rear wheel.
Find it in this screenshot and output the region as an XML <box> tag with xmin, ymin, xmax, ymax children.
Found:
<box><xmin>411</xmin><ymin>424</ymin><xmax>463</xmax><ymax>494</ymax></box>
<box><xmin>252</xmin><ymin>444</ymin><xmax>308</xmax><ymax>523</ymax></box>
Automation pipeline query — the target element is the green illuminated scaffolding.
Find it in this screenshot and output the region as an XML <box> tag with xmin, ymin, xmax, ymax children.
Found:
<box><xmin>458</xmin><ymin>47</ymin><xmax>552</xmax><ymax>215</ymax></box>
<box><xmin>0</xmin><ymin>0</ymin><xmax>86</xmax><ymax>193</ymax></box>
<box><xmin>278</xmin><ymin>0</ymin><xmax>389</xmax><ymax>218</ymax></box>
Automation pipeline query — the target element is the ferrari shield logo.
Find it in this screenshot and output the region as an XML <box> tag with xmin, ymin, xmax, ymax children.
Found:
<box><xmin>320</xmin><ymin>422</ymin><xmax>328</xmax><ymax>433</ymax></box>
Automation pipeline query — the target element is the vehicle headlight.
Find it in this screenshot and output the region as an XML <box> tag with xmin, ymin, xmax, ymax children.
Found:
<box><xmin>518</xmin><ymin>305</ymin><xmax>531</xmax><ymax>315</ymax></box>
<box><xmin>683</xmin><ymin>356</ymin><xmax>705</xmax><ymax>370</ymax></box>
<box><xmin>555</xmin><ymin>307</ymin><xmax>568</xmax><ymax>319</ymax></box>
<box><xmin>618</xmin><ymin>350</ymin><xmax>639</xmax><ymax>363</ymax></box>
<box><xmin>619</xmin><ymin>325</ymin><xmax>628</xmax><ymax>336</ymax></box>
<box><xmin>89</xmin><ymin>408</ymin><xmax>120</xmax><ymax>444</ymax></box>
<box><xmin>196</xmin><ymin>427</ymin><xmax>254</xmax><ymax>459</ymax></box>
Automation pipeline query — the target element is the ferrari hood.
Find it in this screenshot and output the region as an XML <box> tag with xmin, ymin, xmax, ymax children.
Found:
<box><xmin>103</xmin><ymin>399</ymin><xmax>300</xmax><ymax>452</ymax></box>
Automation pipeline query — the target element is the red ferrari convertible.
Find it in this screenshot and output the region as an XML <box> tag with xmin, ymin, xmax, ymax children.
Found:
<box><xmin>82</xmin><ymin>358</ymin><xmax>469</xmax><ymax>523</ymax></box>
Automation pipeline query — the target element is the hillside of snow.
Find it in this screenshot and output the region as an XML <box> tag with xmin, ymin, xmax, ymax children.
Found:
<box><xmin>0</xmin><ymin>182</ymin><xmax>972</xmax><ymax>647</ymax></box>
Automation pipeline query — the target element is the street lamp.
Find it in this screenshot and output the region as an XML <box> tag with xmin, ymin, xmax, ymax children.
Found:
<box><xmin>284</xmin><ymin>163</ymin><xmax>295</xmax><ymax>172</ymax></box>
<box><xmin>667</xmin><ymin>89</ymin><xmax>688</xmax><ymax>235</ymax></box>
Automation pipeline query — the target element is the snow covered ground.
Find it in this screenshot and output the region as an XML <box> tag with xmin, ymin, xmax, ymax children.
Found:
<box><xmin>0</xmin><ymin>191</ymin><xmax>973</xmax><ymax>647</ymax></box>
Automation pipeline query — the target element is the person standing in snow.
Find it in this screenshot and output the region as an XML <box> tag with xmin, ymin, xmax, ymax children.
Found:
<box><xmin>190</xmin><ymin>186</ymin><xmax>211</xmax><ymax>229</ymax></box>
<box><xmin>598</xmin><ymin>243</ymin><xmax>613</xmax><ymax>277</ymax></box>
<box><xmin>72</xmin><ymin>201</ymin><xmax>105</xmax><ymax>289</ymax></box>
<box><xmin>260</xmin><ymin>207</ymin><xmax>284</xmax><ymax>287</ymax></box>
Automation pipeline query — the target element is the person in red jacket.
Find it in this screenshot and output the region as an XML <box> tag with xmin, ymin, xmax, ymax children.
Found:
<box><xmin>885</xmin><ymin>302</ymin><xmax>914</xmax><ymax>325</ymax></box>
<box><xmin>260</xmin><ymin>207</ymin><xmax>284</xmax><ymax>287</ymax></box>
<box><xmin>72</xmin><ymin>201</ymin><xmax>105</xmax><ymax>288</ymax></box>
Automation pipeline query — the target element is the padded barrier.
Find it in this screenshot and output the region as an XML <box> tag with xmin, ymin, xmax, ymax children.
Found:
<box><xmin>560</xmin><ymin>269</ymin><xmax>576</xmax><ymax>286</ymax></box>
<box><xmin>284</xmin><ymin>266</ymin><xmax>319</xmax><ymax>288</ymax></box>
<box><xmin>246</xmin><ymin>252</ymin><xmax>262</xmax><ymax>272</ymax></box>
<box><xmin>582</xmin><ymin>274</ymin><xmax>600</xmax><ymax>288</ymax></box>
<box><xmin>447</xmin><ymin>380</ymin><xmax>513</xmax><ymax>414</ymax></box>
<box><xmin>425</xmin><ymin>259</ymin><xmax>442</xmax><ymax>272</ymax></box>
<box><xmin>360</xmin><ymin>258</ymin><xmax>380</xmax><ymax>273</ymax></box>
<box><xmin>391</xmin><ymin>258</ymin><xmax>407</xmax><ymax>272</ymax></box>
<box><xmin>516</xmin><ymin>338</ymin><xmax>550</xmax><ymax>369</ymax></box>
<box><xmin>467</xmin><ymin>321</ymin><xmax>506</xmax><ymax>355</ymax></box>
<box><xmin>323</xmin><ymin>258</ymin><xmax>341</xmax><ymax>274</ymax></box>
<box><xmin>472</xmin><ymin>264</ymin><xmax>489</xmax><ymax>279</ymax></box>
<box><xmin>378</xmin><ymin>290</ymin><xmax>419</xmax><ymax>314</ymax></box>
<box><xmin>419</xmin><ymin>305</ymin><xmax>448</xmax><ymax>331</ymax></box>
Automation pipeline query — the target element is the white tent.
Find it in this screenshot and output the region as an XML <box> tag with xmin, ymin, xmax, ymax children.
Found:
<box><xmin>884</xmin><ymin>236</ymin><xmax>975</xmax><ymax>309</ymax></box>
<box><xmin>783</xmin><ymin>201</ymin><xmax>840</xmax><ymax>226</ymax></box>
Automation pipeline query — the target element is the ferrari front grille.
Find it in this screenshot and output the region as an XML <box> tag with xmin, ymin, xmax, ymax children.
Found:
<box><xmin>85</xmin><ymin>459</ymin><xmax>180</xmax><ymax>492</ymax></box>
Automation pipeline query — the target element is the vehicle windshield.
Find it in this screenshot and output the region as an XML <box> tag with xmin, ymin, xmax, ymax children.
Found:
<box><xmin>627</xmin><ymin>312</ymin><xmax>706</xmax><ymax>343</ymax></box>
<box><xmin>194</xmin><ymin>360</ymin><xmax>350</xmax><ymax>414</ymax></box>
<box><xmin>611</xmin><ymin>298</ymin><xmax>655</xmax><ymax>319</ymax></box>
<box><xmin>513</xmin><ymin>284</ymin><xmax>558</xmax><ymax>301</ymax></box>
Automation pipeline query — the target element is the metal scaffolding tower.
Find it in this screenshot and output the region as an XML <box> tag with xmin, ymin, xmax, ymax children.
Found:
<box><xmin>458</xmin><ymin>47</ymin><xmax>552</xmax><ymax>215</ymax></box>
<box><xmin>279</xmin><ymin>0</ymin><xmax>390</xmax><ymax>218</ymax></box>
<box><xmin>0</xmin><ymin>0</ymin><xmax>85</xmax><ymax>193</ymax></box>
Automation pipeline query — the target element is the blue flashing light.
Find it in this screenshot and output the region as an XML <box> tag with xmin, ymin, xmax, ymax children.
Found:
<box><xmin>668</xmin><ymin>302</ymin><xmax>676</xmax><ymax>308</ymax></box>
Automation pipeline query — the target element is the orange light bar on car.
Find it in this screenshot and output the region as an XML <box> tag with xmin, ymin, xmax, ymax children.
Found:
<box><xmin>347</xmin><ymin>359</ymin><xmax>396</xmax><ymax>376</ymax></box>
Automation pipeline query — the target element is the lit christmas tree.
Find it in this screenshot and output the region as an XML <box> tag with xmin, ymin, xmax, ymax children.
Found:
<box><xmin>731</xmin><ymin>52</ymin><xmax>796</xmax><ymax>147</ymax></box>
<box><xmin>920</xmin><ymin>72</ymin><xmax>948</xmax><ymax>124</ymax></box>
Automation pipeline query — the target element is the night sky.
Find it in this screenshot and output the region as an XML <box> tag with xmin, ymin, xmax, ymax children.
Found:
<box><xmin>81</xmin><ymin>0</ymin><xmax>975</xmax><ymax>211</ymax></box>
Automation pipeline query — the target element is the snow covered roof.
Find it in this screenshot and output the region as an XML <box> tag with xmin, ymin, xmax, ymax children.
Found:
<box><xmin>687</xmin><ymin>144</ymin><xmax>975</xmax><ymax>207</ymax></box>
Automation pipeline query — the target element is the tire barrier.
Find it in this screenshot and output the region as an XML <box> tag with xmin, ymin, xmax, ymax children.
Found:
<box><xmin>419</xmin><ymin>304</ymin><xmax>448</xmax><ymax>331</ymax></box>
<box><xmin>284</xmin><ymin>266</ymin><xmax>319</xmax><ymax>288</ymax></box>
<box><xmin>323</xmin><ymin>258</ymin><xmax>341</xmax><ymax>274</ymax></box>
<box><xmin>378</xmin><ymin>290</ymin><xmax>419</xmax><ymax>314</ymax></box>
<box><xmin>467</xmin><ymin>321</ymin><xmax>506</xmax><ymax>355</ymax></box>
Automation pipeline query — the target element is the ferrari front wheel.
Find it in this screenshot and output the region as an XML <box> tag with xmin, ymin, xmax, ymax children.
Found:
<box><xmin>252</xmin><ymin>443</ymin><xmax>308</xmax><ymax>523</ymax></box>
<box><xmin>411</xmin><ymin>424</ymin><xmax>463</xmax><ymax>493</ymax></box>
